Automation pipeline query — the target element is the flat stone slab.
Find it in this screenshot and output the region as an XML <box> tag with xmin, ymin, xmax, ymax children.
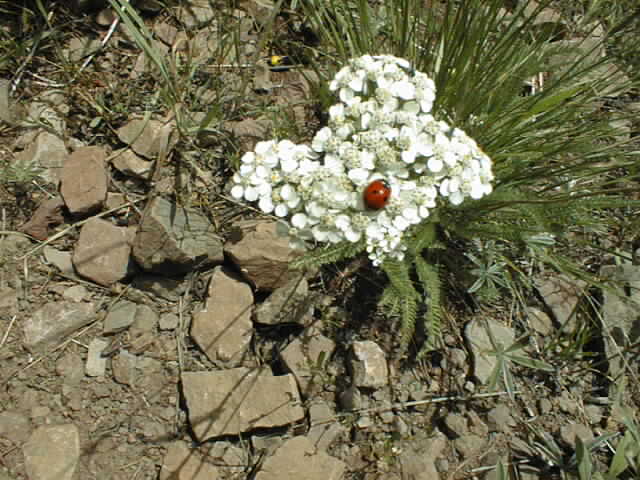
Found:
<box><xmin>72</xmin><ymin>218</ymin><xmax>133</xmax><ymax>286</ymax></box>
<box><xmin>59</xmin><ymin>146</ymin><xmax>108</xmax><ymax>215</ymax></box>
<box><xmin>132</xmin><ymin>196</ymin><xmax>224</xmax><ymax>274</ymax></box>
<box><xmin>182</xmin><ymin>368</ymin><xmax>304</xmax><ymax>441</ymax></box>
<box><xmin>191</xmin><ymin>267</ymin><xmax>253</xmax><ymax>366</ymax></box>
<box><xmin>255</xmin><ymin>436</ymin><xmax>345</xmax><ymax>480</ymax></box>
<box><xmin>23</xmin><ymin>301</ymin><xmax>95</xmax><ymax>352</ymax></box>
<box><xmin>23</xmin><ymin>424</ymin><xmax>80</xmax><ymax>480</ymax></box>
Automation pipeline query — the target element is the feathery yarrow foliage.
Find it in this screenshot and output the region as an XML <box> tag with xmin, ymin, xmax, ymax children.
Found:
<box><xmin>232</xmin><ymin>55</ymin><xmax>494</xmax><ymax>265</ymax></box>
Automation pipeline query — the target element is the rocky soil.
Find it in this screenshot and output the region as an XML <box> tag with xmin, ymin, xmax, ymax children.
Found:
<box><xmin>1</xmin><ymin>1</ymin><xmax>639</xmax><ymax>480</ymax></box>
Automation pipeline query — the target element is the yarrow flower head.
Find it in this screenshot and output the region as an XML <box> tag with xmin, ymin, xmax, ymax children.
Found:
<box><xmin>232</xmin><ymin>55</ymin><xmax>494</xmax><ymax>265</ymax></box>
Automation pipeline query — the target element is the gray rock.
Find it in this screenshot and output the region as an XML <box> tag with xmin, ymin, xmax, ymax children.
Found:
<box><xmin>280</xmin><ymin>328</ymin><xmax>335</xmax><ymax>395</ymax></box>
<box><xmin>339</xmin><ymin>385</ymin><xmax>364</xmax><ymax>411</ymax></box>
<box><xmin>59</xmin><ymin>146</ymin><xmax>108</xmax><ymax>215</ymax></box>
<box><xmin>0</xmin><ymin>287</ymin><xmax>18</xmax><ymax>314</ymax></box>
<box><xmin>0</xmin><ymin>410</ymin><xmax>31</xmax><ymax>443</ymax></box>
<box><xmin>487</xmin><ymin>404</ymin><xmax>515</xmax><ymax>432</ymax></box>
<box><xmin>560</xmin><ymin>423</ymin><xmax>593</xmax><ymax>447</ymax></box>
<box><xmin>131</xmin><ymin>274</ymin><xmax>186</xmax><ymax>301</ymax></box>
<box><xmin>55</xmin><ymin>351</ymin><xmax>85</xmax><ymax>386</ymax></box>
<box><xmin>537</xmin><ymin>275</ymin><xmax>587</xmax><ymax>331</ymax></box>
<box><xmin>13</xmin><ymin>130</ymin><xmax>68</xmax><ymax>183</ymax></box>
<box><xmin>72</xmin><ymin>218</ymin><xmax>133</xmax><ymax>286</ymax></box>
<box><xmin>64</xmin><ymin>36</ymin><xmax>101</xmax><ymax>63</ymax></box>
<box><xmin>132</xmin><ymin>196</ymin><xmax>224</xmax><ymax>274</ymax></box>
<box><xmin>176</xmin><ymin>0</ymin><xmax>217</xmax><ymax>27</ymax></box>
<box><xmin>62</xmin><ymin>285</ymin><xmax>88</xmax><ymax>302</ymax></box>
<box><xmin>23</xmin><ymin>301</ymin><xmax>95</xmax><ymax>352</ymax></box>
<box><xmin>23</xmin><ymin>424</ymin><xmax>80</xmax><ymax>480</ymax></box>
<box><xmin>154</xmin><ymin>22</ymin><xmax>178</xmax><ymax>46</ymax></box>
<box><xmin>254</xmin><ymin>436</ymin><xmax>345</xmax><ymax>480</ymax></box>
<box><xmin>454</xmin><ymin>433</ymin><xmax>486</xmax><ymax>458</ymax></box>
<box><xmin>111</xmin><ymin>350</ymin><xmax>137</xmax><ymax>386</ymax></box>
<box><xmin>527</xmin><ymin>306</ymin><xmax>554</xmax><ymax>335</ymax></box>
<box><xmin>103</xmin><ymin>300</ymin><xmax>138</xmax><ymax>334</ymax></box>
<box><xmin>190</xmin><ymin>267</ymin><xmax>253</xmax><ymax>365</ymax></box>
<box><xmin>116</xmin><ymin>118</ymin><xmax>176</xmax><ymax>160</ymax></box>
<box><xmin>444</xmin><ymin>412</ymin><xmax>468</xmax><ymax>437</ymax></box>
<box><xmin>254</xmin><ymin>276</ymin><xmax>312</xmax><ymax>325</ymax></box>
<box><xmin>349</xmin><ymin>340</ymin><xmax>388</xmax><ymax>389</ymax></box>
<box><xmin>600</xmin><ymin>264</ymin><xmax>640</xmax><ymax>389</ymax></box>
<box><xmin>0</xmin><ymin>78</ymin><xmax>24</xmax><ymax>125</ymax></box>
<box><xmin>225</xmin><ymin>220</ymin><xmax>302</xmax><ymax>291</ymax></box>
<box><xmin>25</xmin><ymin>95</ymin><xmax>66</xmax><ymax>135</ymax></box>
<box><xmin>85</xmin><ymin>337</ymin><xmax>109</xmax><ymax>377</ymax></box>
<box><xmin>538</xmin><ymin>398</ymin><xmax>552</xmax><ymax>415</ymax></box>
<box><xmin>110</xmin><ymin>148</ymin><xmax>154</xmax><ymax>179</ymax></box>
<box><xmin>398</xmin><ymin>431</ymin><xmax>447</xmax><ymax>480</ymax></box>
<box><xmin>181</xmin><ymin>368</ymin><xmax>304</xmax><ymax>441</ymax></box>
<box><xmin>159</xmin><ymin>313</ymin><xmax>179</xmax><ymax>330</ymax></box>
<box><xmin>159</xmin><ymin>441</ymin><xmax>221</xmax><ymax>480</ymax></box>
<box><xmin>307</xmin><ymin>402</ymin><xmax>344</xmax><ymax>451</ymax></box>
<box><xmin>464</xmin><ymin>317</ymin><xmax>515</xmax><ymax>384</ymax></box>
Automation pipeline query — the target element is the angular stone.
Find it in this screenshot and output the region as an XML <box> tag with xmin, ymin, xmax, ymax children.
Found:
<box><xmin>191</xmin><ymin>267</ymin><xmax>253</xmax><ymax>365</ymax></box>
<box><xmin>56</xmin><ymin>351</ymin><xmax>85</xmax><ymax>386</ymax></box>
<box><xmin>13</xmin><ymin>130</ymin><xmax>68</xmax><ymax>183</ymax></box>
<box><xmin>225</xmin><ymin>220</ymin><xmax>302</xmax><ymax>291</ymax></box>
<box><xmin>116</xmin><ymin>118</ymin><xmax>176</xmax><ymax>160</ymax></box>
<box><xmin>132</xmin><ymin>196</ymin><xmax>224</xmax><ymax>274</ymax></box>
<box><xmin>464</xmin><ymin>317</ymin><xmax>515</xmax><ymax>384</ymax></box>
<box><xmin>24</xmin><ymin>301</ymin><xmax>95</xmax><ymax>352</ymax></box>
<box><xmin>159</xmin><ymin>313</ymin><xmax>179</xmax><ymax>330</ymax></box>
<box><xmin>44</xmin><ymin>246</ymin><xmax>76</xmax><ymax>277</ymax></box>
<box><xmin>349</xmin><ymin>340</ymin><xmax>388</xmax><ymax>389</ymax></box>
<box><xmin>254</xmin><ymin>436</ymin><xmax>345</xmax><ymax>480</ymax></box>
<box><xmin>537</xmin><ymin>275</ymin><xmax>587</xmax><ymax>331</ymax></box>
<box><xmin>23</xmin><ymin>424</ymin><xmax>80</xmax><ymax>480</ymax></box>
<box><xmin>176</xmin><ymin>0</ymin><xmax>217</xmax><ymax>27</ymax></box>
<box><xmin>103</xmin><ymin>300</ymin><xmax>137</xmax><ymax>334</ymax></box>
<box><xmin>159</xmin><ymin>441</ymin><xmax>221</xmax><ymax>480</ymax></box>
<box><xmin>110</xmin><ymin>148</ymin><xmax>154</xmax><ymax>179</ymax></box>
<box><xmin>111</xmin><ymin>350</ymin><xmax>137</xmax><ymax>386</ymax></box>
<box><xmin>308</xmin><ymin>402</ymin><xmax>344</xmax><ymax>452</ymax></box>
<box><xmin>62</xmin><ymin>285</ymin><xmax>88</xmax><ymax>302</ymax></box>
<box><xmin>280</xmin><ymin>328</ymin><xmax>335</xmax><ymax>395</ymax></box>
<box><xmin>0</xmin><ymin>410</ymin><xmax>31</xmax><ymax>443</ymax></box>
<box><xmin>59</xmin><ymin>146</ymin><xmax>108</xmax><ymax>215</ymax></box>
<box><xmin>254</xmin><ymin>276</ymin><xmax>312</xmax><ymax>325</ymax></box>
<box><xmin>131</xmin><ymin>274</ymin><xmax>186</xmax><ymax>301</ymax></box>
<box><xmin>85</xmin><ymin>337</ymin><xmax>109</xmax><ymax>377</ymax></box>
<box><xmin>526</xmin><ymin>306</ymin><xmax>553</xmax><ymax>335</ymax></box>
<box><xmin>20</xmin><ymin>197</ymin><xmax>65</xmax><ymax>241</ymax></box>
<box><xmin>600</xmin><ymin>264</ymin><xmax>640</xmax><ymax>388</ymax></box>
<box><xmin>72</xmin><ymin>218</ymin><xmax>133</xmax><ymax>286</ymax></box>
<box><xmin>182</xmin><ymin>368</ymin><xmax>304</xmax><ymax>441</ymax></box>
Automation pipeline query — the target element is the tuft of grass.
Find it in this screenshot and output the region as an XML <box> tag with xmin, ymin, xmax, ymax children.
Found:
<box><xmin>293</xmin><ymin>0</ymin><xmax>640</xmax><ymax>356</ymax></box>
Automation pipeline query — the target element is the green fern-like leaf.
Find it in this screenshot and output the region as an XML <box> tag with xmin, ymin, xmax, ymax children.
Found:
<box><xmin>291</xmin><ymin>240</ymin><xmax>366</xmax><ymax>271</ymax></box>
<box><xmin>381</xmin><ymin>259</ymin><xmax>420</xmax><ymax>350</ymax></box>
<box><xmin>415</xmin><ymin>256</ymin><xmax>443</xmax><ymax>355</ymax></box>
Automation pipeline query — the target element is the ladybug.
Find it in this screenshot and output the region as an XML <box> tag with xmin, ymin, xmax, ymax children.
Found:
<box><xmin>363</xmin><ymin>179</ymin><xmax>391</xmax><ymax>210</ymax></box>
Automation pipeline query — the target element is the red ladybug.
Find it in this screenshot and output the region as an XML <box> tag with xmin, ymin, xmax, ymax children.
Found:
<box><xmin>363</xmin><ymin>179</ymin><xmax>391</xmax><ymax>210</ymax></box>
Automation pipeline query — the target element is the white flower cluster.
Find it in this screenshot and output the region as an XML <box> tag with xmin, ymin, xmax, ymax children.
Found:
<box><xmin>231</xmin><ymin>55</ymin><xmax>494</xmax><ymax>265</ymax></box>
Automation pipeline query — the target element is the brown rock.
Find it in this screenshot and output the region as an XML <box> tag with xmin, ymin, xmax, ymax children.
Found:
<box><xmin>225</xmin><ymin>220</ymin><xmax>302</xmax><ymax>291</ymax></box>
<box><xmin>110</xmin><ymin>148</ymin><xmax>153</xmax><ymax>179</ymax></box>
<box><xmin>132</xmin><ymin>196</ymin><xmax>224</xmax><ymax>274</ymax></box>
<box><xmin>181</xmin><ymin>368</ymin><xmax>304</xmax><ymax>441</ymax></box>
<box><xmin>254</xmin><ymin>276</ymin><xmax>312</xmax><ymax>325</ymax></box>
<box><xmin>23</xmin><ymin>301</ymin><xmax>95</xmax><ymax>352</ymax></box>
<box><xmin>19</xmin><ymin>196</ymin><xmax>65</xmax><ymax>241</ymax></box>
<box><xmin>59</xmin><ymin>146</ymin><xmax>108</xmax><ymax>215</ymax></box>
<box><xmin>72</xmin><ymin>217</ymin><xmax>133</xmax><ymax>286</ymax></box>
<box><xmin>116</xmin><ymin>118</ymin><xmax>176</xmax><ymax>159</ymax></box>
<box><xmin>254</xmin><ymin>436</ymin><xmax>345</xmax><ymax>480</ymax></box>
<box><xmin>191</xmin><ymin>267</ymin><xmax>253</xmax><ymax>366</ymax></box>
<box><xmin>23</xmin><ymin>424</ymin><xmax>80</xmax><ymax>480</ymax></box>
<box><xmin>349</xmin><ymin>340</ymin><xmax>389</xmax><ymax>389</ymax></box>
<box><xmin>160</xmin><ymin>441</ymin><xmax>221</xmax><ymax>480</ymax></box>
